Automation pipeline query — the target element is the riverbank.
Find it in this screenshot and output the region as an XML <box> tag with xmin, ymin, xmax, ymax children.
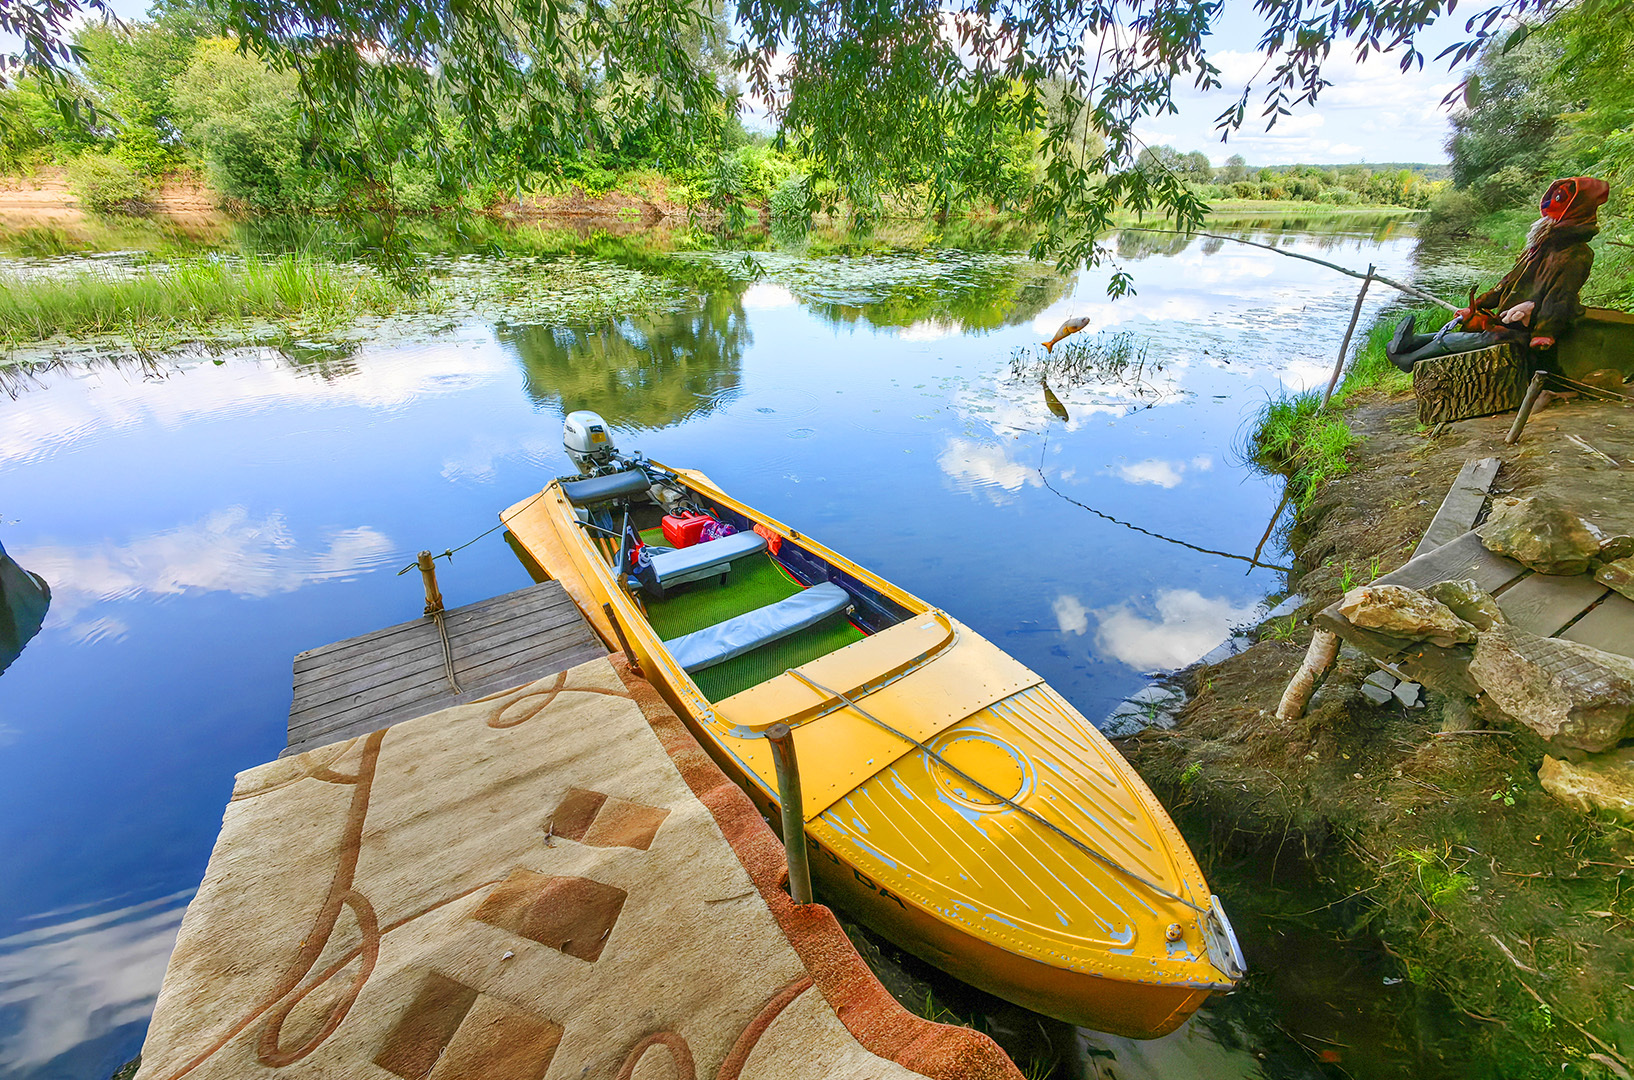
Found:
<box><xmin>1121</xmin><ymin>384</ymin><xmax>1634</xmax><ymax>1077</ymax></box>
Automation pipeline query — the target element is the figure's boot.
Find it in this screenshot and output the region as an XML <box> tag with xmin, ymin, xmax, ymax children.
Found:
<box><xmin>1386</xmin><ymin>315</ymin><xmax>1437</xmax><ymax>372</ymax></box>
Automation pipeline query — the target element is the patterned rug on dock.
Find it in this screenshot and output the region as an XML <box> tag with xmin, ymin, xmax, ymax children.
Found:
<box><xmin>135</xmin><ymin>655</ymin><xmax>1018</xmax><ymax>1080</ymax></box>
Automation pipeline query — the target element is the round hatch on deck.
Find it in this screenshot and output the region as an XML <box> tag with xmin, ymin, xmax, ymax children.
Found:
<box><xmin>929</xmin><ymin>730</ymin><xmax>1032</xmax><ymax>810</ymax></box>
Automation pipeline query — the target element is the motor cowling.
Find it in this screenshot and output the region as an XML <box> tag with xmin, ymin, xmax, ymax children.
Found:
<box><xmin>563</xmin><ymin>410</ymin><xmax>617</xmax><ymax>474</ymax></box>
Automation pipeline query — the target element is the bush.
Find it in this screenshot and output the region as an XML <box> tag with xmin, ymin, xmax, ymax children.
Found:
<box><xmin>769</xmin><ymin>173</ymin><xmax>811</xmax><ymax>236</ymax></box>
<box><xmin>1418</xmin><ymin>187</ymin><xmax>1488</xmax><ymax>242</ymax></box>
<box><xmin>66</xmin><ymin>153</ymin><xmax>153</xmax><ymax>214</ymax></box>
<box><xmin>1318</xmin><ymin>188</ymin><xmax>1357</xmax><ymax>205</ymax></box>
<box><xmin>1229</xmin><ymin>180</ymin><xmax>1259</xmax><ymax>198</ymax></box>
<box><xmin>1259</xmin><ymin>182</ymin><xmax>1287</xmax><ymax>200</ymax></box>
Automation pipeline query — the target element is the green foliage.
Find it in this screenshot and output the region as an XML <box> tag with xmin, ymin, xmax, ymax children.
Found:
<box><xmin>0</xmin><ymin>254</ymin><xmax>400</xmax><ymax>344</ymax></box>
<box><xmin>769</xmin><ymin>173</ymin><xmax>812</xmax><ymax>238</ymax></box>
<box><xmin>172</xmin><ymin>38</ymin><xmax>308</xmax><ymax>210</ymax></box>
<box><xmin>1250</xmin><ymin>392</ymin><xmax>1356</xmax><ymax>508</ymax></box>
<box><xmin>65</xmin><ymin>152</ymin><xmax>151</xmax><ymax>213</ymax></box>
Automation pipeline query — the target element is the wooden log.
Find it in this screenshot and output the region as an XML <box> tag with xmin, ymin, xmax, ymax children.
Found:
<box><xmin>1276</xmin><ymin>630</ymin><xmax>1339</xmax><ymax>722</ymax></box>
<box><xmin>1505</xmin><ymin>370</ymin><xmax>1549</xmax><ymax>445</ymax></box>
<box><xmin>1413</xmin><ymin>344</ymin><xmax>1528</xmax><ymax>425</ymax></box>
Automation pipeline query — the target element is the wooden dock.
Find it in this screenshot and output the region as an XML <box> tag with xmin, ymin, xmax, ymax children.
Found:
<box><xmin>285</xmin><ymin>580</ymin><xmax>606</xmax><ymax>756</ymax></box>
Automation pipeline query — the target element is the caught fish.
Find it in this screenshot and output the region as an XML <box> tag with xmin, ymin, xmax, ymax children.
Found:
<box><xmin>1043</xmin><ymin>316</ymin><xmax>1090</xmax><ymax>352</ymax></box>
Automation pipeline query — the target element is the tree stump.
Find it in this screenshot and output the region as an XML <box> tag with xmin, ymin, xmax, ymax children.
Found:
<box><xmin>1413</xmin><ymin>344</ymin><xmax>1528</xmax><ymax>425</ymax></box>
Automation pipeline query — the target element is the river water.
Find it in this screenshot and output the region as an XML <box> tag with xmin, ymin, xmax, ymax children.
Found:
<box><xmin>0</xmin><ymin>214</ymin><xmax>1477</xmax><ymax>1080</ymax></box>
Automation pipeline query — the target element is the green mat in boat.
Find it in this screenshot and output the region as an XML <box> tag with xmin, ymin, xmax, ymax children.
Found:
<box><xmin>639</xmin><ymin>528</ymin><xmax>865</xmax><ymax>702</ymax></box>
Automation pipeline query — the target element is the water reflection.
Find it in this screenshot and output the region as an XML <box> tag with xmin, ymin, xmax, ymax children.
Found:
<box><xmin>497</xmin><ymin>288</ymin><xmax>750</xmax><ymax>429</ymax></box>
<box><xmin>1089</xmin><ymin>589</ymin><xmax>1263</xmax><ymax>672</ymax></box>
<box><xmin>0</xmin><ymin>892</ymin><xmax>190</xmax><ymax>1080</ymax></box>
<box><xmin>15</xmin><ymin>510</ymin><xmax>396</xmax><ymax>643</ymax></box>
<box><xmin>0</xmin><ymin>541</ymin><xmax>49</xmax><ymax>675</ymax></box>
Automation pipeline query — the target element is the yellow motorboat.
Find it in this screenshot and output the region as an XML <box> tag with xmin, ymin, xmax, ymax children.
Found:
<box><xmin>501</xmin><ymin>411</ymin><xmax>1244</xmax><ymax>1039</ymax></box>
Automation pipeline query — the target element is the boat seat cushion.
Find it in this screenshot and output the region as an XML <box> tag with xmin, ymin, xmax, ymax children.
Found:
<box><xmin>561</xmin><ymin>470</ymin><xmax>649</xmax><ymax>507</ymax></box>
<box><xmin>665</xmin><ymin>582</ymin><xmax>852</xmax><ymax>672</ymax></box>
<box><xmin>641</xmin><ymin>531</ymin><xmax>766</xmax><ymax>595</ymax></box>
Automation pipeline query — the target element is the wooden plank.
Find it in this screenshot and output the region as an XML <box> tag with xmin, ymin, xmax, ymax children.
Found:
<box><xmin>1560</xmin><ymin>593</ymin><xmax>1634</xmax><ymax>658</ymax></box>
<box><xmin>293</xmin><ymin>584</ymin><xmax>575</xmax><ymax>671</ymax></box>
<box><xmin>288</xmin><ymin>621</ymin><xmax>601</xmax><ymax>730</ymax></box>
<box><xmin>1414</xmin><ymin>457</ymin><xmax>1501</xmax><ymax>558</ymax></box>
<box><xmin>1373</xmin><ymin>529</ymin><xmax>1527</xmax><ymax>595</ymax></box>
<box><xmin>1312</xmin><ymin>609</ymin><xmax>1480</xmax><ymax>695</ymax></box>
<box><xmin>291</xmin><ymin>599</ymin><xmax>585</xmax><ymax>698</ymax></box>
<box><xmin>1494</xmin><ymin>574</ymin><xmax>1609</xmax><ymax>638</ymax></box>
<box><xmin>282</xmin><ymin>641</ymin><xmax>608</xmax><ymax>757</ymax></box>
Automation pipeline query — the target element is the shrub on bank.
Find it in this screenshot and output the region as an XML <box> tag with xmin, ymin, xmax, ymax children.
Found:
<box><xmin>66</xmin><ymin>153</ymin><xmax>153</xmax><ymax>214</ymax></box>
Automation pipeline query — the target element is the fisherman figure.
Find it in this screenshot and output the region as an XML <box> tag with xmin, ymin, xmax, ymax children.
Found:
<box><xmin>1387</xmin><ymin>177</ymin><xmax>1610</xmax><ymax>372</ymax></box>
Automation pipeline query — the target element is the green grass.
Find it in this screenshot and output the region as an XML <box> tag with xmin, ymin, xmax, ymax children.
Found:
<box><xmin>1336</xmin><ymin>305</ymin><xmax>1448</xmax><ymax>402</ymax></box>
<box><xmin>0</xmin><ymin>253</ymin><xmax>402</xmax><ymax>345</ymax></box>
<box><xmin>1250</xmin><ymin>392</ymin><xmax>1358</xmax><ymax>508</ymax></box>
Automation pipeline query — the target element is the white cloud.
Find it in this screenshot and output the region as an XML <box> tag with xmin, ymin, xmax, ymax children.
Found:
<box><xmin>15</xmin><ymin>509</ymin><xmax>396</xmax><ymax>640</ymax></box>
<box><xmin>1112</xmin><ymin>459</ymin><xmax>1186</xmax><ymax>488</ymax></box>
<box><xmin>1094</xmin><ymin>589</ymin><xmax>1261</xmax><ymax>671</ymax></box>
<box><xmin>740</xmin><ymin>282</ymin><xmax>798</xmax><ymax>309</ymax></box>
<box><xmin>0</xmin><ymin>892</ymin><xmax>191</xmax><ymax>1071</ymax></box>
<box><xmin>1053</xmin><ymin>594</ymin><xmax>1090</xmax><ymax>636</ymax></box>
<box><xmin>937</xmin><ymin>437</ymin><xmax>1042</xmax><ymax>502</ymax></box>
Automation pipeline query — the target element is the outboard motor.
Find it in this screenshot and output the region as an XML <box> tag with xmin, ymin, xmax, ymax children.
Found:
<box><xmin>563</xmin><ymin>410</ymin><xmax>618</xmax><ymax>474</ymax></box>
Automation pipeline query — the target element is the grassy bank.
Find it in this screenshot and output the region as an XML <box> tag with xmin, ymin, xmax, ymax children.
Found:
<box><xmin>1247</xmin><ymin>304</ymin><xmax>1439</xmax><ymax>507</ymax></box>
<box><xmin>1125</xmin><ymin>394</ymin><xmax>1634</xmax><ymax>1079</ymax></box>
<box><xmin>0</xmin><ymin>254</ymin><xmax>402</xmax><ymax>346</ymax></box>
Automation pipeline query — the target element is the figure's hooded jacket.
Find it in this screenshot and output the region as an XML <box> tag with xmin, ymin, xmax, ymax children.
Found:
<box><xmin>1473</xmin><ymin>176</ymin><xmax>1610</xmax><ymax>341</ymax></box>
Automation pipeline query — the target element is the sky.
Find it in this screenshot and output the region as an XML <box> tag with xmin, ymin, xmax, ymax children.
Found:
<box><xmin>740</xmin><ymin>2</ymin><xmax>1481</xmax><ymax>167</ymax></box>
<box><xmin>1130</xmin><ymin>4</ymin><xmax>1473</xmax><ymax>166</ymax></box>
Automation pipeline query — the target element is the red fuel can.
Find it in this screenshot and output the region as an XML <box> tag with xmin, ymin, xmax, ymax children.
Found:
<box><xmin>662</xmin><ymin>513</ymin><xmax>714</xmax><ymax>548</ymax></box>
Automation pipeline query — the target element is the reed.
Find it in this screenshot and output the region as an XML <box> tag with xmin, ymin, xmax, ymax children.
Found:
<box><xmin>1250</xmin><ymin>392</ymin><xmax>1357</xmax><ymax>509</ymax></box>
<box><xmin>0</xmin><ymin>254</ymin><xmax>402</xmax><ymax>345</ymax></box>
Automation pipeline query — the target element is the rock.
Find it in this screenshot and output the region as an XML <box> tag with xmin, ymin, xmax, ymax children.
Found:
<box><xmin>1469</xmin><ymin>623</ymin><xmax>1634</xmax><ymax>751</ymax></box>
<box><xmin>1338</xmin><ymin>584</ymin><xmax>1476</xmax><ymax>647</ymax></box>
<box><xmin>1539</xmin><ymin>749</ymin><xmax>1634</xmax><ymax>822</ymax></box>
<box><xmin>1364</xmin><ymin>670</ymin><xmax>1398</xmax><ymax>690</ymax></box>
<box><xmin>1599</xmin><ymin>535</ymin><xmax>1634</xmax><ymax>563</ymax></box>
<box><xmin>1578</xmin><ymin>368</ymin><xmax>1628</xmax><ymax>396</ymax></box>
<box><xmin>1423</xmin><ymin>578</ymin><xmax>1507</xmax><ymax>631</ymax></box>
<box><xmin>1478</xmin><ymin>494</ymin><xmax>1603</xmax><ymax>576</ymax></box>
<box><xmin>1393</xmin><ymin>681</ymin><xmax>1422</xmax><ymax>708</ymax></box>
<box><xmin>1360</xmin><ymin>682</ymin><xmax>1395</xmax><ymax>705</ymax></box>
<box><xmin>1596</xmin><ymin>556</ymin><xmax>1634</xmax><ymax>602</ymax></box>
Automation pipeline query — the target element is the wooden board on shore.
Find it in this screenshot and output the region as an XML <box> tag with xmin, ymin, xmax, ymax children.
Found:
<box><xmin>1413</xmin><ymin>456</ymin><xmax>1501</xmax><ymax>558</ymax></box>
<box><xmin>285</xmin><ymin>580</ymin><xmax>606</xmax><ymax>756</ymax></box>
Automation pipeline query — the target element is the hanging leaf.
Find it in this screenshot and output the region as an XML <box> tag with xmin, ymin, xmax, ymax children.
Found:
<box><xmin>1463</xmin><ymin>73</ymin><xmax>1482</xmax><ymax>109</ymax></box>
<box><xmin>1501</xmin><ymin>23</ymin><xmax>1530</xmax><ymax>54</ymax></box>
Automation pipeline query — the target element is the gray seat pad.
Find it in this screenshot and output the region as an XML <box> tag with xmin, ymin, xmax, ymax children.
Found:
<box><xmin>561</xmin><ymin>470</ymin><xmax>649</xmax><ymax>507</ymax></box>
<box><xmin>648</xmin><ymin>531</ymin><xmax>766</xmax><ymax>586</ymax></box>
<box><xmin>665</xmin><ymin>582</ymin><xmax>852</xmax><ymax>672</ymax></box>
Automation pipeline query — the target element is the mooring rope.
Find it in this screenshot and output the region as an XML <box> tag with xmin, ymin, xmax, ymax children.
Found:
<box><xmin>783</xmin><ymin>668</ymin><xmax>1210</xmax><ymax>916</ymax></box>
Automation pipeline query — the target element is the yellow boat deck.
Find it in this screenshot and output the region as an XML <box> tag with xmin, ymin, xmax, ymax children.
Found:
<box><xmin>502</xmin><ymin>463</ymin><xmax>1240</xmax><ymax>1037</ymax></box>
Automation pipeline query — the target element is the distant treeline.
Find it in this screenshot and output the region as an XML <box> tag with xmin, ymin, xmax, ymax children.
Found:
<box><xmin>1133</xmin><ymin>145</ymin><xmax>1446</xmax><ymax>209</ymax></box>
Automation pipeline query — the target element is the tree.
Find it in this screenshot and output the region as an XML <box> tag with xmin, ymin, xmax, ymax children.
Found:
<box><xmin>1446</xmin><ymin>33</ymin><xmax>1568</xmax><ymax>206</ymax></box>
<box><xmin>0</xmin><ymin>0</ymin><xmax>1595</xmax><ymax>282</ymax></box>
<box><xmin>1220</xmin><ymin>153</ymin><xmax>1247</xmax><ymax>183</ymax></box>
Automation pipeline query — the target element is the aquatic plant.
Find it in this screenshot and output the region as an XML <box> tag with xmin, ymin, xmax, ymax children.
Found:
<box><xmin>0</xmin><ymin>254</ymin><xmax>400</xmax><ymax>346</ymax></box>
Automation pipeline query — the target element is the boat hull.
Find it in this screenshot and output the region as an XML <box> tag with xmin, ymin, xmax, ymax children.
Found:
<box><xmin>502</xmin><ymin>466</ymin><xmax>1234</xmax><ymax>1037</ymax></box>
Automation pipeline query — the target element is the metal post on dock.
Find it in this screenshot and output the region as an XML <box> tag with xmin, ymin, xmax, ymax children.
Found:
<box><xmin>417</xmin><ymin>550</ymin><xmax>445</xmax><ymax>615</ymax></box>
<box><xmin>1505</xmin><ymin>371</ymin><xmax>1549</xmax><ymax>445</ymax></box>
<box><xmin>765</xmin><ymin>722</ymin><xmax>814</xmax><ymax>905</ymax></box>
